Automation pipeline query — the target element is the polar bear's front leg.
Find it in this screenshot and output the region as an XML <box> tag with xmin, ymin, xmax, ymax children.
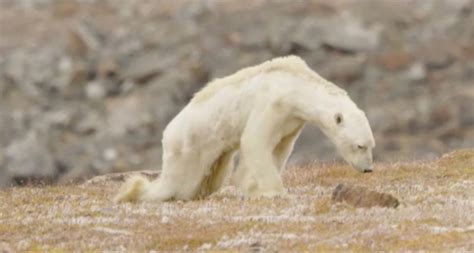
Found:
<box><xmin>238</xmin><ymin>148</ymin><xmax>285</xmax><ymax>197</ymax></box>
<box><xmin>272</xmin><ymin>125</ymin><xmax>304</xmax><ymax>172</ymax></box>
<box><xmin>237</xmin><ymin>105</ymin><xmax>288</xmax><ymax>197</ymax></box>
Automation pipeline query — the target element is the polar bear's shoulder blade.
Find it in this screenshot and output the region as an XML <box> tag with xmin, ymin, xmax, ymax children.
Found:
<box><xmin>191</xmin><ymin>55</ymin><xmax>344</xmax><ymax>103</ymax></box>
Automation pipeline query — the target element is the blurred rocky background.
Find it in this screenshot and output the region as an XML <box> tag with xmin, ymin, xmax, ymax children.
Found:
<box><xmin>0</xmin><ymin>0</ymin><xmax>473</xmax><ymax>187</ymax></box>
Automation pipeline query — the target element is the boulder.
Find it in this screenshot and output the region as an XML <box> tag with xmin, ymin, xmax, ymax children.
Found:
<box><xmin>332</xmin><ymin>183</ymin><xmax>400</xmax><ymax>208</ymax></box>
<box><xmin>321</xmin><ymin>13</ymin><xmax>380</xmax><ymax>53</ymax></box>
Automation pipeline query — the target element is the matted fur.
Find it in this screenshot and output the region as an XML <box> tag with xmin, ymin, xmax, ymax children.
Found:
<box><xmin>114</xmin><ymin>55</ymin><xmax>374</xmax><ymax>202</ymax></box>
<box><xmin>113</xmin><ymin>176</ymin><xmax>150</xmax><ymax>203</ymax></box>
<box><xmin>191</xmin><ymin>55</ymin><xmax>346</xmax><ymax>103</ymax></box>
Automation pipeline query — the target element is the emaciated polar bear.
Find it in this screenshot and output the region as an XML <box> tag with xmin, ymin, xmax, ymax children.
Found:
<box><xmin>114</xmin><ymin>55</ymin><xmax>375</xmax><ymax>203</ymax></box>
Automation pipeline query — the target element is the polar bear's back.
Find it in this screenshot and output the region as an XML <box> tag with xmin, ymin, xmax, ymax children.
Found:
<box><xmin>191</xmin><ymin>55</ymin><xmax>345</xmax><ymax>104</ymax></box>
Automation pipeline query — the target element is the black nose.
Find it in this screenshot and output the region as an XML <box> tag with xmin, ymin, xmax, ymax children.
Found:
<box><xmin>363</xmin><ymin>169</ymin><xmax>373</xmax><ymax>173</ymax></box>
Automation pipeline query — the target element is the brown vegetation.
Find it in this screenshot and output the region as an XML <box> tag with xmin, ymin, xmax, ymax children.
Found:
<box><xmin>0</xmin><ymin>150</ymin><xmax>473</xmax><ymax>251</ymax></box>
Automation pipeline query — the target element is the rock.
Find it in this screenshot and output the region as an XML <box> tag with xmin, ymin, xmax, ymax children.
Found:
<box><xmin>320</xmin><ymin>55</ymin><xmax>367</xmax><ymax>83</ymax></box>
<box><xmin>425</xmin><ymin>51</ymin><xmax>454</xmax><ymax>70</ymax></box>
<box><xmin>375</xmin><ymin>50</ymin><xmax>414</xmax><ymax>71</ymax></box>
<box><xmin>85</xmin><ymin>80</ymin><xmax>107</xmax><ymax>100</ymax></box>
<box><xmin>321</xmin><ymin>13</ymin><xmax>380</xmax><ymax>53</ymax></box>
<box><xmin>5</xmin><ymin>130</ymin><xmax>57</xmax><ymax>182</ymax></box>
<box><xmin>0</xmin><ymin>0</ymin><xmax>473</xmax><ymax>187</ymax></box>
<box><xmin>404</xmin><ymin>62</ymin><xmax>427</xmax><ymax>81</ymax></box>
<box><xmin>103</xmin><ymin>148</ymin><xmax>118</xmax><ymax>162</ymax></box>
<box><xmin>291</xmin><ymin>18</ymin><xmax>324</xmax><ymax>51</ymax></box>
<box><xmin>430</xmin><ymin>103</ymin><xmax>456</xmax><ymax>126</ymax></box>
<box><xmin>121</xmin><ymin>51</ymin><xmax>177</xmax><ymax>84</ymax></box>
<box><xmin>332</xmin><ymin>183</ymin><xmax>400</xmax><ymax>208</ymax></box>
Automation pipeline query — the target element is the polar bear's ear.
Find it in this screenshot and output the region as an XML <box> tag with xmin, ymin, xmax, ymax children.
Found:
<box><xmin>335</xmin><ymin>113</ymin><xmax>344</xmax><ymax>126</ymax></box>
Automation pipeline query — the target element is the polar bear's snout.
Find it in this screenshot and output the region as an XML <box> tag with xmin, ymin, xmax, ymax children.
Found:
<box><xmin>350</xmin><ymin>157</ymin><xmax>373</xmax><ymax>173</ymax></box>
<box><xmin>334</xmin><ymin>137</ymin><xmax>375</xmax><ymax>173</ymax></box>
<box><xmin>346</xmin><ymin>147</ymin><xmax>374</xmax><ymax>173</ymax></box>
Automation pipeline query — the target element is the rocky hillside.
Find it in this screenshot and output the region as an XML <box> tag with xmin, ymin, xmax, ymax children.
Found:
<box><xmin>0</xmin><ymin>0</ymin><xmax>473</xmax><ymax>186</ymax></box>
<box><xmin>0</xmin><ymin>149</ymin><xmax>473</xmax><ymax>251</ymax></box>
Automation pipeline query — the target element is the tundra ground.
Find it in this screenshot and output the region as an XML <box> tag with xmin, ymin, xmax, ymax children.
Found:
<box><xmin>0</xmin><ymin>150</ymin><xmax>473</xmax><ymax>251</ymax></box>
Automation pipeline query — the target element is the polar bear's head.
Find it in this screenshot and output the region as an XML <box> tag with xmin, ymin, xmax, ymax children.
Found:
<box><xmin>320</xmin><ymin>98</ymin><xmax>375</xmax><ymax>173</ymax></box>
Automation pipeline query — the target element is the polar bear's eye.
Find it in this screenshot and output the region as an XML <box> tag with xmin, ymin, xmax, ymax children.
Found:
<box><xmin>335</xmin><ymin>113</ymin><xmax>343</xmax><ymax>125</ymax></box>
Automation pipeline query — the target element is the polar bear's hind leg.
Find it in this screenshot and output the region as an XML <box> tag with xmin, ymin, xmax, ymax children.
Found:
<box><xmin>139</xmin><ymin>150</ymin><xmax>207</xmax><ymax>201</ymax></box>
<box><xmin>113</xmin><ymin>175</ymin><xmax>150</xmax><ymax>203</ymax></box>
<box><xmin>198</xmin><ymin>149</ymin><xmax>236</xmax><ymax>197</ymax></box>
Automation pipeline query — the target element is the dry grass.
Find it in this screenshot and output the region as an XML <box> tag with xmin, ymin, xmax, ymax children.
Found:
<box><xmin>1</xmin><ymin>150</ymin><xmax>473</xmax><ymax>251</ymax></box>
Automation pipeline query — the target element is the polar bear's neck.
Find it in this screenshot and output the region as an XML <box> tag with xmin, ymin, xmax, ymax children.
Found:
<box><xmin>191</xmin><ymin>55</ymin><xmax>346</xmax><ymax>104</ymax></box>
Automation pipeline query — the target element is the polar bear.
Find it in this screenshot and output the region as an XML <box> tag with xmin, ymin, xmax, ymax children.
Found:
<box><xmin>114</xmin><ymin>55</ymin><xmax>375</xmax><ymax>203</ymax></box>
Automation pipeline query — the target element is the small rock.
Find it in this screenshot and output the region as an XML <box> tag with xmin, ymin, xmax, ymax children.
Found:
<box><xmin>250</xmin><ymin>241</ymin><xmax>263</xmax><ymax>252</ymax></box>
<box><xmin>103</xmin><ymin>148</ymin><xmax>118</xmax><ymax>162</ymax></box>
<box><xmin>85</xmin><ymin>80</ymin><xmax>106</xmax><ymax>100</ymax></box>
<box><xmin>161</xmin><ymin>216</ymin><xmax>170</xmax><ymax>224</ymax></box>
<box><xmin>430</xmin><ymin>104</ymin><xmax>455</xmax><ymax>125</ymax></box>
<box><xmin>405</xmin><ymin>62</ymin><xmax>427</xmax><ymax>81</ymax></box>
<box><xmin>332</xmin><ymin>183</ymin><xmax>400</xmax><ymax>208</ymax></box>
<box><xmin>425</xmin><ymin>52</ymin><xmax>453</xmax><ymax>70</ymax></box>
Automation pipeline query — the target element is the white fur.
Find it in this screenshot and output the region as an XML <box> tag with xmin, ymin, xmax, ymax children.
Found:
<box><xmin>114</xmin><ymin>55</ymin><xmax>375</xmax><ymax>203</ymax></box>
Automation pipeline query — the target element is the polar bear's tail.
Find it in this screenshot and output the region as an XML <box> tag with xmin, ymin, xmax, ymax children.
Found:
<box><xmin>113</xmin><ymin>175</ymin><xmax>150</xmax><ymax>203</ymax></box>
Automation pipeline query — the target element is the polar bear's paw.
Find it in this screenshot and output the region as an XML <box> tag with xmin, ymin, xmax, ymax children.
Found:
<box><xmin>244</xmin><ymin>187</ymin><xmax>289</xmax><ymax>199</ymax></box>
